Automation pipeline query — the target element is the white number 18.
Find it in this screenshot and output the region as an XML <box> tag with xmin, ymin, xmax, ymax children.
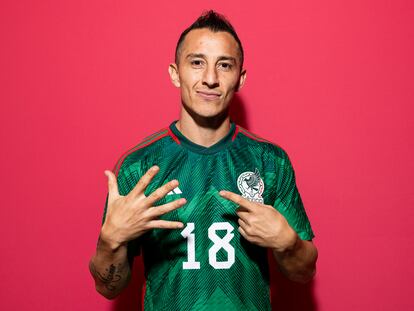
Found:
<box><xmin>181</xmin><ymin>222</ymin><xmax>235</xmax><ymax>270</ymax></box>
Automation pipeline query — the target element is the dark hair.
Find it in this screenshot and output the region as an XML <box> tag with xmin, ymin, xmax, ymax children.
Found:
<box><xmin>175</xmin><ymin>10</ymin><xmax>244</xmax><ymax>68</ymax></box>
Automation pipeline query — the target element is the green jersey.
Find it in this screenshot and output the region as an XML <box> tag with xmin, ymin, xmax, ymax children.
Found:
<box><xmin>104</xmin><ymin>121</ymin><xmax>314</xmax><ymax>311</ymax></box>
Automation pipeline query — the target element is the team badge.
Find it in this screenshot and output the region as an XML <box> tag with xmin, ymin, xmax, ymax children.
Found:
<box><xmin>237</xmin><ymin>169</ymin><xmax>264</xmax><ymax>203</ymax></box>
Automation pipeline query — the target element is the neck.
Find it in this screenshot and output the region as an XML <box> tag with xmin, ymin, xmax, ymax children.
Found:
<box><xmin>176</xmin><ymin>110</ymin><xmax>231</xmax><ymax>147</ymax></box>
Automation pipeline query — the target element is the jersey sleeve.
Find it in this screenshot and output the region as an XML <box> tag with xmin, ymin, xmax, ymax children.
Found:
<box><xmin>101</xmin><ymin>159</ymin><xmax>142</xmax><ymax>258</ymax></box>
<box><xmin>273</xmin><ymin>150</ymin><xmax>315</xmax><ymax>241</ymax></box>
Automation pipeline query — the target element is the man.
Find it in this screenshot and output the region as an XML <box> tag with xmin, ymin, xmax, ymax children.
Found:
<box><xmin>89</xmin><ymin>10</ymin><xmax>318</xmax><ymax>310</ymax></box>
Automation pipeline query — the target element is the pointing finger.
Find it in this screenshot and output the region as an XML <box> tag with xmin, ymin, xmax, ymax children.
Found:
<box><xmin>105</xmin><ymin>170</ymin><xmax>119</xmax><ymax>201</ymax></box>
<box><xmin>129</xmin><ymin>166</ymin><xmax>160</xmax><ymax>198</ymax></box>
<box><xmin>219</xmin><ymin>190</ymin><xmax>253</xmax><ymax>211</ymax></box>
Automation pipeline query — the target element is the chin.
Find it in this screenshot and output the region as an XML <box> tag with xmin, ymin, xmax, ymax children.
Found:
<box><xmin>197</xmin><ymin>107</ymin><xmax>224</xmax><ymax>118</ymax></box>
<box><xmin>192</xmin><ymin>104</ymin><xmax>227</xmax><ymax>117</ymax></box>
<box><xmin>183</xmin><ymin>102</ymin><xmax>230</xmax><ymax>125</ymax></box>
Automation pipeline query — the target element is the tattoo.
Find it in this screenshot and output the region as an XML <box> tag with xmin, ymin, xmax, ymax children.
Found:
<box><xmin>90</xmin><ymin>262</ymin><xmax>122</xmax><ymax>291</ymax></box>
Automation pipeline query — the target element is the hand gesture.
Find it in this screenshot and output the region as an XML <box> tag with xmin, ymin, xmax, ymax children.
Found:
<box><xmin>101</xmin><ymin>166</ymin><xmax>186</xmax><ymax>248</ymax></box>
<box><xmin>219</xmin><ymin>190</ymin><xmax>297</xmax><ymax>252</ymax></box>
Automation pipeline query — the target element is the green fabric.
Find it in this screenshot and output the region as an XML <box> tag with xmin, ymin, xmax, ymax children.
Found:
<box><xmin>102</xmin><ymin>121</ymin><xmax>314</xmax><ymax>310</ymax></box>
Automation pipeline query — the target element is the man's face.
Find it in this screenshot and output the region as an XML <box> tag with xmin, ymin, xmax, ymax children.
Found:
<box><xmin>169</xmin><ymin>28</ymin><xmax>246</xmax><ymax>119</ymax></box>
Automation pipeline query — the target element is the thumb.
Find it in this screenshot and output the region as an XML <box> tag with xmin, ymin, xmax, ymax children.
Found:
<box><xmin>104</xmin><ymin>170</ymin><xmax>120</xmax><ymax>202</ymax></box>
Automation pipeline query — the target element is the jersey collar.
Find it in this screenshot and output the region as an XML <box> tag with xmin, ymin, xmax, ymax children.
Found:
<box><xmin>169</xmin><ymin>121</ymin><xmax>236</xmax><ymax>155</ymax></box>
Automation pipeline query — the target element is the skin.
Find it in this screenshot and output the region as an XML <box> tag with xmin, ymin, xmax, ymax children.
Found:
<box><xmin>90</xmin><ymin>27</ymin><xmax>317</xmax><ymax>300</ymax></box>
<box><xmin>168</xmin><ymin>28</ymin><xmax>246</xmax><ymax>146</ymax></box>
<box><xmin>219</xmin><ymin>191</ymin><xmax>318</xmax><ymax>283</ymax></box>
<box><xmin>89</xmin><ymin>167</ymin><xmax>186</xmax><ymax>299</ymax></box>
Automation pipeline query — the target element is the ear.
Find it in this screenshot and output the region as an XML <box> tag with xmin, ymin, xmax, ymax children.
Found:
<box><xmin>236</xmin><ymin>69</ymin><xmax>247</xmax><ymax>91</ymax></box>
<box><xmin>168</xmin><ymin>63</ymin><xmax>180</xmax><ymax>88</ymax></box>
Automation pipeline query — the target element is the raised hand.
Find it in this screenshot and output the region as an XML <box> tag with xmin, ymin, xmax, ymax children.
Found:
<box><xmin>219</xmin><ymin>190</ymin><xmax>297</xmax><ymax>252</ymax></box>
<box><xmin>101</xmin><ymin>166</ymin><xmax>186</xmax><ymax>248</ymax></box>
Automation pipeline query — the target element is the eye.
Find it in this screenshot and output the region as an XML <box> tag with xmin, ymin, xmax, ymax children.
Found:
<box><xmin>190</xmin><ymin>59</ymin><xmax>204</xmax><ymax>68</ymax></box>
<box><xmin>218</xmin><ymin>62</ymin><xmax>233</xmax><ymax>71</ymax></box>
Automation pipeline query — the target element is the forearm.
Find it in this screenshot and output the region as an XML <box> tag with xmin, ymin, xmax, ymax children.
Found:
<box><xmin>89</xmin><ymin>233</ymin><xmax>131</xmax><ymax>299</ymax></box>
<box><xmin>272</xmin><ymin>235</ymin><xmax>318</xmax><ymax>284</ymax></box>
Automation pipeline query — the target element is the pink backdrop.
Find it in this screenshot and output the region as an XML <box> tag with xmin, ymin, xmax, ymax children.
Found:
<box><xmin>1</xmin><ymin>1</ymin><xmax>413</xmax><ymax>310</ymax></box>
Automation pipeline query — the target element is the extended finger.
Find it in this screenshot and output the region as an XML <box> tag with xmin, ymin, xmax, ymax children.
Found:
<box><xmin>105</xmin><ymin>170</ymin><xmax>119</xmax><ymax>201</ymax></box>
<box><xmin>147</xmin><ymin>220</ymin><xmax>184</xmax><ymax>230</ymax></box>
<box><xmin>129</xmin><ymin>166</ymin><xmax>160</xmax><ymax>198</ymax></box>
<box><xmin>149</xmin><ymin>198</ymin><xmax>187</xmax><ymax>217</ymax></box>
<box><xmin>219</xmin><ymin>190</ymin><xmax>253</xmax><ymax>211</ymax></box>
<box><xmin>145</xmin><ymin>179</ymin><xmax>179</xmax><ymax>205</ymax></box>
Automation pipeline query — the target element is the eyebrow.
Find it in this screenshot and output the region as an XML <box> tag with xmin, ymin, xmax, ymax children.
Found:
<box><xmin>186</xmin><ymin>53</ymin><xmax>237</xmax><ymax>64</ymax></box>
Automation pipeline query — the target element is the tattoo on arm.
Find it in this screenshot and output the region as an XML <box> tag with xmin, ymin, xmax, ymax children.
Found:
<box><xmin>90</xmin><ymin>262</ymin><xmax>122</xmax><ymax>291</ymax></box>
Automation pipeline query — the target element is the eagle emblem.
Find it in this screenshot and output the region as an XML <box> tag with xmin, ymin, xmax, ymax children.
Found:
<box><xmin>237</xmin><ymin>169</ymin><xmax>264</xmax><ymax>203</ymax></box>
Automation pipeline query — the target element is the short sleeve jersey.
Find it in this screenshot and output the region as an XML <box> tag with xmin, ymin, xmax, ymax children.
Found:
<box><xmin>102</xmin><ymin>121</ymin><xmax>315</xmax><ymax>311</ymax></box>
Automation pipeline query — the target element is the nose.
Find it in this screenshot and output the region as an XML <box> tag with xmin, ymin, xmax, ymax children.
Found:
<box><xmin>202</xmin><ymin>65</ymin><xmax>219</xmax><ymax>88</ymax></box>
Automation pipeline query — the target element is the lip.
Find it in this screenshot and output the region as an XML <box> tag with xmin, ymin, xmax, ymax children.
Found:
<box><xmin>196</xmin><ymin>90</ymin><xmax>221</xmax><ymax>100</ymax></box>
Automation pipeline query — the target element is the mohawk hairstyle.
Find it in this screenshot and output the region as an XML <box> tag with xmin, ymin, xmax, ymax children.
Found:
<box><xmin>175</xmin><ymin>10</ymin><xmax>244</xmax><ymax>68</ymax></box>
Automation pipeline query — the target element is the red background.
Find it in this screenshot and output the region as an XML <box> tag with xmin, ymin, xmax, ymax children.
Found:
<box><xmin>1</xmin><ymin>1</ymin><xmax>413</xmax><ymax>310</ymax></box>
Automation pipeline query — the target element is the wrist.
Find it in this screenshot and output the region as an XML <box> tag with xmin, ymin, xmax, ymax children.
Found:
<box><xmin>273</xmin><ymin>228</ymin><xmax>299</xmax><ymax>254</ymax></box>
<box><xmin>99</xmin><ymin>226</ymin><xmax>126</xmax><ymax>252</ymax></box>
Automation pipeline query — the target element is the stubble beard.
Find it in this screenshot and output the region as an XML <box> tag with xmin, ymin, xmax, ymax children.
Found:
<box><xmin>181</xmin><ymin>98</ymin><xmax>231</xmax><ymax>129</ymax></box>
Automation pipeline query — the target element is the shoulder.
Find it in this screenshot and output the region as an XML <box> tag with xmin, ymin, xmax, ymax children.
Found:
<box><xmin>235</xmin><ymin>125</ymin><xmax>290</xmax><ymax>162</ymax></box>
<box><xmin>112</xmin><ymin>126</ymin><xmax>177</xmax><ymax>176</ymax></box>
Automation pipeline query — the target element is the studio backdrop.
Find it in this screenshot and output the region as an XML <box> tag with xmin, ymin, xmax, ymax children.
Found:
<box><xmin>0</xmin><ymin>1</ymin><xmax>413</xmax><ymax>310</ymax></box>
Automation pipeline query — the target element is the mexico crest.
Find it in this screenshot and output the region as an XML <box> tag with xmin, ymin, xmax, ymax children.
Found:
<box><xmin>237</xmin><ymin>169</ymin><xmax>264</xmax><ymax>203</ymax></box>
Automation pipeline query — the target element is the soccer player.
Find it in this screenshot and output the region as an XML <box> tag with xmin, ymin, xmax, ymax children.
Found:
<box><xmin>89</xmin><ymin>10</ymin><xmax>318</xmax><ymax>310</ymax></box>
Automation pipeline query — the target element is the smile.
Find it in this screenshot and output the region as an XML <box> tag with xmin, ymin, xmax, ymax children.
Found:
<box><xmin>196</xmin><ymin>91</ymin><xmax>221</xmax><ymax>100</ymax></box>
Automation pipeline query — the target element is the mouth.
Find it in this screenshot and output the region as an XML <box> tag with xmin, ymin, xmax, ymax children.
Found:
<box><xmin>196</xmin><ymin>90</ymin><xmax>221</xmax><ymax>101</ymax></box>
